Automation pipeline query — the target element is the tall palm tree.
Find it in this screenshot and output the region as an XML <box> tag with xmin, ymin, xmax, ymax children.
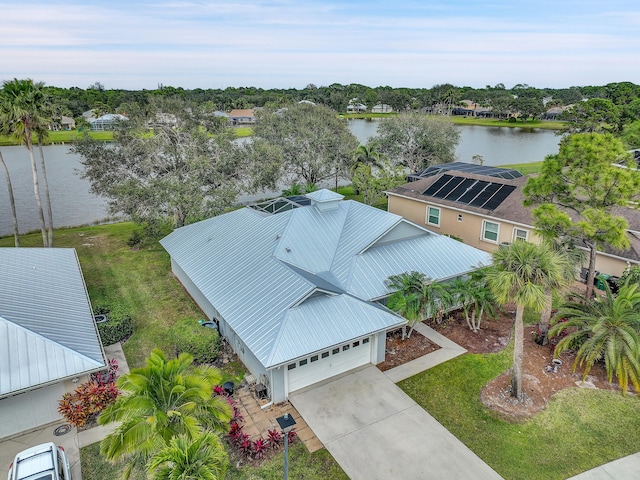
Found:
<box><xmin>486</xmin><ymin>241</ymin><xmax>570</xmax><ymax>398</ymax></box>
<box><xmin>99</xmin><ymin>349</ymin><xmax>232</xmax><ymax>479</ymax></box>
<box><xmin>0</xmin><ymin>150</ymin><xmax>20</xmax><ymax>246</ymax></box>
<box><xmin>550</xmin><ymin>283</ymin><xmax>640</xmax><ymax>395</ymax></box>
<box><xmin>147</xmin><ymin>432</ymin><xmax>228</xmax><ymax>480</ymax></box>
<box><xmin>0</xmin><ymin>79</ymin><xmax>50</xmax><ymax>246</ymax></box>
<box><xmin>34</xmin><ymin>96</ymin><xmax>56</xmax><ymax>246</ymax></box>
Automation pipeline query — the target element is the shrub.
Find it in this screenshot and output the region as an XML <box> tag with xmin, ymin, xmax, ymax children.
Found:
<box><xmin>126</xmin><ymin>230</ymin><xmax>143</xmax><ymax>248</ymax></box>
<box><xmin>58</xmin><ymin>379</ymin><xmax>119</xmax><ymax>428</ymax></box>
<box><xmin>171</xmin><ymin>318</ymin><xmax>221</xmax><ymax>364</ymax></box>
<box><xmin>93</xmin><ymin>301</ymin><xmax>133</xmax><ymax>346</ymax></box>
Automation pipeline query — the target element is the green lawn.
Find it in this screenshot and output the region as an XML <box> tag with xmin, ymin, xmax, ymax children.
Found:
<box><xmin>500</xmin><ymin>161</ymin><xmax>544</xmax><ymax>175</ymax></box>
<box><xmin>0</xmin><ymin>130</ymin><xmax>114</xmax><ymax>145</ymax></box>
<box><xmin>451</xmin><ymin>117</ymin><xmax>565</xmax><ymax>130</ymax></box>
<box><xmin>399</xmin><ymin>344</ymin><xmax>640</xmax><ymax>480</ymax></box>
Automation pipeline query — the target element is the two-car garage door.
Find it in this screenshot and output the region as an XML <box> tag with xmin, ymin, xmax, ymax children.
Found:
<box><xmin>0</xmin><ymin>383</ymin><xmax>66</xmax><ymax>439</ymax></box>
<box><xmin>287</xmin><ymin>336</ymin><xmax>372</xmax><ymax>393</ymax></box>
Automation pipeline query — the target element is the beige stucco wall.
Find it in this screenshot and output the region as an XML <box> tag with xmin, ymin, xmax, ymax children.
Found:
<box><xmin>387</xmin><ymin>193</ymin><xmax>633</xmax><ymax>278</ymax></box>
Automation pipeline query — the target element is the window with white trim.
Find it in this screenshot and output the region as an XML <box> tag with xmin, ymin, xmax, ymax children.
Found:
<box><xmin>513</xmin><ymin>228</ymin><xmax>528</xmax><ymax>242</ymax></box>
<box><xmin>482</xmin><ymin>221</ymin><xmax>499</xmax><ymax>243</ymax></box>
<box><xmin>426</xmin><ymin>206</ymin><xmax>441</xmax><ymax>227</ymax></box>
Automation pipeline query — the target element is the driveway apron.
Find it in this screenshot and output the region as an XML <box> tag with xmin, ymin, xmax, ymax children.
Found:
<box><xmin>290</xmin><ymin>365</ymin><xmax>503</xmax><ymax>480</ymax></box>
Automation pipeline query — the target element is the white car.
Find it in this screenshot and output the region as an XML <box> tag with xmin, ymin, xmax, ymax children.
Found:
<box><xmin>7</xmin><ymin>442</ymin><xmax>71</xmax><ymax>480</ymax></box>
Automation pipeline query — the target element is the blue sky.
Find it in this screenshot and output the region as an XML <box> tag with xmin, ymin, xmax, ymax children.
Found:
<box><xmin>1</xmin><ymin>0</ymin><xmax>639</xmax><ymax>90</ymax></box>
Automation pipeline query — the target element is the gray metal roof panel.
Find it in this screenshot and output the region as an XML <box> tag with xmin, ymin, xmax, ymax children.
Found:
<box><xmin>267</xmin><ymin>293</ymin><xmax>404</xmax><ymax>367</ymax></box>
<box><xmin>350</xmin><ymin>233</ymin><xmax>492</xmax><ymax>300</ymax></box>
<box><xmin>0</xmin><ymin>248</ymin><xmax>106</xmax><ymax>395</ymax></box>
<box><xmin>0</xmin><ymin>248</ymin><xmax>105</xmax><ymax>363</ymax></box>
<box><xmin>0</xmin><ymin>317</ymin><xmax>103</xmax><ymax>396</ymax></box>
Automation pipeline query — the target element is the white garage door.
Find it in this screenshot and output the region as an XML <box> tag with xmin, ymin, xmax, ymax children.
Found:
<box><xmin>0</xmin><ymin>383</ymin><xmax>66</xmax><ymax>439</ymax></box>
<box><xmin>287</xmin><ymin>337</ymin><xmax>372</xmax><ymax>393</ymax></box>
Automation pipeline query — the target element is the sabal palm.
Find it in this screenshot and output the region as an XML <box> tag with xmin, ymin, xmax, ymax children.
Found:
<box><xmin>99</xmin><ymin>349</ymin><xmax>232</xmax><ymax>477</ymax></box>
<box><xmin>486</xmin><ymin>241</ymin><xmax>570</xmax><ymax>398</ymax></box>
<box><xmin>147</xmin><ymin>432</ymin><xmax>228</xmax><ymax>480</ymax></box>
<box><xmin>550</xmin><ymin>283</ymin><xmax>640</xmax><ymax>395</ymax></box>
<box><xmin>0</xmin><ymin>78</ymin><xmax>50</xmax><ymax>246</ymax></box>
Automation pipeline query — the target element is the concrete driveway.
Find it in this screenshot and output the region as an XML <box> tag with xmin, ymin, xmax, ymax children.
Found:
<box><xmin>290</xmin><ymin>365</ymin><xmax>503</xmax><ymax>480</ymax></box>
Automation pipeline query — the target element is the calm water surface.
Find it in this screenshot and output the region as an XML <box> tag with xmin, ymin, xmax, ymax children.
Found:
<box><xmin>0</xmin><ymin>121</ymin><xmax>561</xmax><ymax>236</ymax></box>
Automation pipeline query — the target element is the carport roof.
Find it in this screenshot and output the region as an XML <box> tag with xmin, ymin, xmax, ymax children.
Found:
<box><xmin>0</xmin><ymin>248</ymin><xmax>106</xmax><ymax>396</ymax></box>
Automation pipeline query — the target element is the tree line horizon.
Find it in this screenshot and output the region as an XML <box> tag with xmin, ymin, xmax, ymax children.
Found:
<box><xmin>35</xmin><ymin>80</ymin><xmax>640</xmax><ymax>121</ymax></box>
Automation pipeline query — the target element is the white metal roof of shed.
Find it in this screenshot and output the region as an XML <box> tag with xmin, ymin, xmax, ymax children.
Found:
<box><xmin>160</xmin><ymin>191</ymin><xmax>491</xmax><ymax>369</ymax></box>
<box><xmin>0</xmin><ymin>248</ymin><xmax>106</xmax><ymax>397</ymax></box>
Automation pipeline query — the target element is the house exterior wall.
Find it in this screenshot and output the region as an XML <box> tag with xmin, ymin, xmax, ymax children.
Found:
<box><xmin>170</xmin><ymin>259</ymin><xmax>221</xmax><ymax>321</ymax></box>
<box><xmin>372</xmin><ymin>331</ymin><xmax>386</xmax><ymax>364</ymax></box>
<box><xmin>388</xmin><ymin>194</ymin><xmax>632</xmax><ymax>277</ymax></box>
<box><xmin>387</xmin><ymin>195</ymin><xmax>541</xmax><ymax>251</ymax></box>
<box><xmin>269</xmin><ymin>367</ymin><xmax>286</xmax><ymax>403</ymax></box>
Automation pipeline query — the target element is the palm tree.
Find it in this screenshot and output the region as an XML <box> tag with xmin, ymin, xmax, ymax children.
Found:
<box><xmin>550</xmin><ymin>283</ymin><xmax>640</xmax><ymax>395</ymax></box>
<box><xmin>486</xmin><ymin>241</ymin><xmax>570</xmax><ymax>398</ymax></box>
<box><xmin>99</xmin><ymin>349</ymin><xmax>232</xmax><ymax>479</ymax></box>
<box><xmin>0</xmin><ymin>79</ymin><xmax>50</xmax><ymax>246</ymax></box>
<box><xmin>0</xmin><ymin>150</ymin><xmax>20</xmax><ymax>246</ymax></box>
<box><xmin>351</xmin><ymin>142</ymin><xmax>387</xmax><ymax>192</ymax></box>
<box><xmin>34</xmin><ymin>97</ymin><xmax>56</xmax><ymax>246</ymax></box>
<box><xmin>536</xmin><ymin>239</ymin><xmax>582</xmax><ymax>345</ymax></box>
<box><xmin>147</xmin><ymin>432</ymin><xmax>228</xmax><ymax>480</ymax></box>
<box><xmin>387</xmin><ymin>271</ymin><xmax>426</xmax><ymax>338</ymax></box>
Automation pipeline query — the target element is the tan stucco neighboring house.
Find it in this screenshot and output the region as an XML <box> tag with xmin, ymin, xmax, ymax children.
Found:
<box><xmin>387</xmin><ymin>165</ymin><xmax>640</xmax><ymax>278</ymax></box>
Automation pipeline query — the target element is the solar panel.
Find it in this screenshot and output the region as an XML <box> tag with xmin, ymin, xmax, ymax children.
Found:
<box><xmin>423</xmin><ymin>174</ymin><xmax>463</xmax><ymax>198</ymax></box>
<box><xmin>422</xmin><ymin>173</ymin><xmax>516</xmax><ymax>211</ymax></box>
<box><xmin>468</xmin><ymin>183</ymin><xmax>502</xmax><ymax>207</ymax></box>
<box><xmin>458</xmin><ymin>181</ymin><xmax>487</xmax><ymax>203</ymax></box>
<box><xmin>482</xmin><ymin>185</ymin><xmax>516</xmax><ymax>210</ymax></box>
<box><xmin>445</xmin><ymin>178</ymin><xmax>477</xmax><ymax>201</ymax></box>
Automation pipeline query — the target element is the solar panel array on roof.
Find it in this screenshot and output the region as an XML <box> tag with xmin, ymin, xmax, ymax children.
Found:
<box><xmin>422</xmin><ymin>174</ymin><xmax>516</xmax><ymax>210</ymax></box>
<box><xmin>408</xmin><ymin>162</ymin><xmax>523</xmax><ymax>181</ymax></box>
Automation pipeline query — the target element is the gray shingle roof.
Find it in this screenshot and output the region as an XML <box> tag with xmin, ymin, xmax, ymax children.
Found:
<box><xmin>161</xmin><ymin>191</ymin><xmax>491</xmax><ymax>369</ymax></box>
<box><xmin>0</xmin><ymin>248</ymin><xmax>106</xmax><ymax>396</ymax></box>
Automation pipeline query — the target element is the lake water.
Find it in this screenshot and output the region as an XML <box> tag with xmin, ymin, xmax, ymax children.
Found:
<box><xmin>348</xmin><ymin>118</ymin><xmax>562</xmax><ymax>166</ymax></box>
<box><xmin>0</xmin><ymin>121</ymin><xmax>561</xmax><ymax>236</ymax></box>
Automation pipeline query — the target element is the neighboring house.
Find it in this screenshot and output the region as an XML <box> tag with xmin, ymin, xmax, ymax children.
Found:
<box><xmin>0</xmin><ymin>248</ymin><xmax>107</xmax><ymax>440</ymax></box>
<box><xmin>227</xmin><ymin>109</ymin><xmax>256</xmax><ymax>125</ymax></box>
<box><xmin>51</xmin><ymin>115</ymin><xmax>76</xmax><ymax>131</ymax></box>
<box><xmin>90</xmin><ymin>113</ymin><xmax>128</xmax><ymax>131</ymax></box>
<box><xmin>371</xmin><ymin>104</ymin><xmax>393</xmax><ymax>113</ymax></box>
<box><xmin>161</xmin><ymin>189</ymin><xmax>490</xmax><ymax>402</ymax></box>
<box><xmin>347</xmin><ymin>99</ymin><xmax>367</xmax><ymax>113</ymax></box>
<box><xmin>387</xmin><ymin>165</ymin><xmax>640</xmax><ymax>277</ymax></box>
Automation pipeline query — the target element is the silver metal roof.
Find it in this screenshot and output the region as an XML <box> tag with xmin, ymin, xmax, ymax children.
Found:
<box><xmin>0</xmin><ymin>248</ymin><xmax>106</xmax><ymax>397</ymax></box>
<box><xmin>161</xmin><ymin>190</ymin><xmax>491</xmax><ymax>369</ymax></box>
